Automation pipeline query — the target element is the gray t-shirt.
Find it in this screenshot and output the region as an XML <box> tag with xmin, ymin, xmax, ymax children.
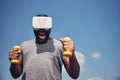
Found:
<box><xmin>20</xmin><ymin>38</ymin><xmax>63</xmax><ymax>80</ymax></box>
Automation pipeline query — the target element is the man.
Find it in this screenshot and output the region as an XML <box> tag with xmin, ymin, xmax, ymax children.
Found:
<box><xmin>9</xmin><ymin>14</ymin><xmax>80</xmax><ymax>80</ymax></box>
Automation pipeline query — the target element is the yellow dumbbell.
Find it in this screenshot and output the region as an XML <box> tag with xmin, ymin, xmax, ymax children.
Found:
<box><xmin>63</xmin><ymin>37</ymin><xmax>72</xmax><ymax>57</ymax></box>
<box><xmin>11</xmin><ymin>46</ymin><xmax>21</xmax><ymax>64</ymax></box>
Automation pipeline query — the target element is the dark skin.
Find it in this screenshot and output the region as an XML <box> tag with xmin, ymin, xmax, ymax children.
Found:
<box><xmin>9</xmin><ymin>30</ymin><xmax>80</xmax><ymax>79</ymax></box>
<box><xmin>9</xmin><ymin>48</ymin><xmax>23</xmax><ymax>78</ymax></box>
<box><xmin>61</xmin><ymin>38</ymin><xmax>80</xmax><ymax>79</ymax></box>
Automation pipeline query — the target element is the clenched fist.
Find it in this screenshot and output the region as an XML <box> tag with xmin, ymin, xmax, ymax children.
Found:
<box><xmin>9</xmin><ymin>46</ymin><xmax>22</xmax><ymax>64</ymax></box>
<box><xmin>60</xmin><ymin>37</ymin><xmax>75</xmax><ymax>57</ymax></box>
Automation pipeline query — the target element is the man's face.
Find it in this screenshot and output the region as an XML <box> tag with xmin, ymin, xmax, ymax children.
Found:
<box><xmin>34</xmin><ymin>29</ymin><xmax>51</xmax><ymax>44</ymax></box>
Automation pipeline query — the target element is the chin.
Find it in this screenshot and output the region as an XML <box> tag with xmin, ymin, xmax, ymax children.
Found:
<box><xmin>37</xmin><ymin>38</ymin><xmax>48</xmax><ymax>44</ymax></box>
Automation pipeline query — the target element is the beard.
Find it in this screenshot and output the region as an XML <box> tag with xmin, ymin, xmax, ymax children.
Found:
<box><xmin>33</xmin><ymin>29</ymin><xmax>51</xmax><ymax>44</ymax></box>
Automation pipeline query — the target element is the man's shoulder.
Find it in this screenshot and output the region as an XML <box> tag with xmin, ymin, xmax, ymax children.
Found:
<box><xmin>21</xmin><ymin>39</ymin><xmax>35</xmax><ymax>45</ymax></box>
<box><xmin>50</xmin><ymin>38</ymin><xmax>60</xmax><ymax>43</ymax></box>
<box><xmin>51</xmin><ymin>38</ymin><xmax>62</xmax><ymax>46</ymax></box>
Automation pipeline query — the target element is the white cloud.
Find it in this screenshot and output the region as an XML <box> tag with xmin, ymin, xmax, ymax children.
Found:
<box><xmin>88</xmin><ymin>77</ymin><xmax>103</xmax><ymax>80</ymax></box>
<box><xmin>75</xmin><ymin>51</ymin><xmax>85</xmax><ymax>70</ymax></box>
<box><xmin>62</xmin><ymin>51</ymin><xmax>86</xmax><ymax>72</ymax></box>
<box><xmin>91</xmin><ymin>52</ymin><xmax>101</xmax><ymax>60</ymax></box>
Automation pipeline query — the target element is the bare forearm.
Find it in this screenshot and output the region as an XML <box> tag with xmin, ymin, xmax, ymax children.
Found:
<box><xmin>63</xmin><ymin>52</ymin><xmax>80</xmax><ymax>79</ymax></box>
<box><xmin>10</xmin><ymin>64</ymin><xmax>22</xmax><ymax>78</ymax></box>
<box><xmin>69</xmin><ymin>53</ymin><xmax>80</xmax><ymax>79</ymax></box>
<box><xmin>61</xmin><ymin>38</ymin><xmax>80</xmax><ymax>79</ymax></box>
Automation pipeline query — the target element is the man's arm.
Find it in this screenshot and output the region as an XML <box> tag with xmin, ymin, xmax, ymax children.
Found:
<box><xmin>63</xmin><ymin>52</ymin><xmax>80</xmax><ymax>79</ymax></box>
<box><xmin>10</xmin><ymin>63</ymin><xmax>23</xmax><ymax>78</ymax></box>
<box><xmin>9</xmin><ymin>48</ymin><xmax>23</xmax><ymax>78</ymax></box>
<box><xmin>61</xmin><ymin>38</ymin><xmax>80</xmax><ymax>79</ymax></box>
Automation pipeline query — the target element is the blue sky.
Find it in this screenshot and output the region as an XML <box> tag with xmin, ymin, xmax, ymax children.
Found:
<box><xmin>0</xmin><ymin>0</ymin><xmax>120</xmax><ymax>80</ymax></box>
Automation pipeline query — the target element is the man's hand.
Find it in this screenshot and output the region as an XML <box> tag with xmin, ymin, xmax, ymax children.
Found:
<box><xmin>9</xmin><ymin>47</ymin><xmax>22</xmax><ymax>64</ymax></box>
<box><xmin>9</xmin><ymin>46</ymin><xmax>23</xmax><ymax>78</ymax></box>
<box><xmin>61</xmin><ymin>37</ymin><xmax>80</xmax><ymax>79</ymax></box>
<box><xmin>60</xmin><ymin>37</ymin><xmax>75</xmax><ymax>54</ymax></box>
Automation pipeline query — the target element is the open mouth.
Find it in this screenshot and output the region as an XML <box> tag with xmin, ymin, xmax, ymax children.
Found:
<box><xmin>39</xmin><ymin>32</ymin><xmax>46</xmax><ymax>40</ymax></box>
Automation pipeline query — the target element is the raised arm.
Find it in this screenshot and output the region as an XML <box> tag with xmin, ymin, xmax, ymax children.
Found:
<box><xmin>9</xmin><ymin>47</ymin><xmax>23</xmax><ymax>78</ymax></box>
<box><xmin>61</xmin><ymin>38</ymin><xmax>80</xmax><ymax>79</ymax></box>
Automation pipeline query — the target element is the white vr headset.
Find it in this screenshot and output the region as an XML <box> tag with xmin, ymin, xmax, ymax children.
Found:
<box><xmin>32</xmin><ymin>16</ymin><xmax>52</xmax><ymax>30</ymax></box>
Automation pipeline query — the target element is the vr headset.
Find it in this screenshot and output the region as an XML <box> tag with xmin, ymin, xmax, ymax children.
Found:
<box><xmin>32</xmin><ymin>16</ymin><xmax>52</xmax><ymax>30</ymax></box>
